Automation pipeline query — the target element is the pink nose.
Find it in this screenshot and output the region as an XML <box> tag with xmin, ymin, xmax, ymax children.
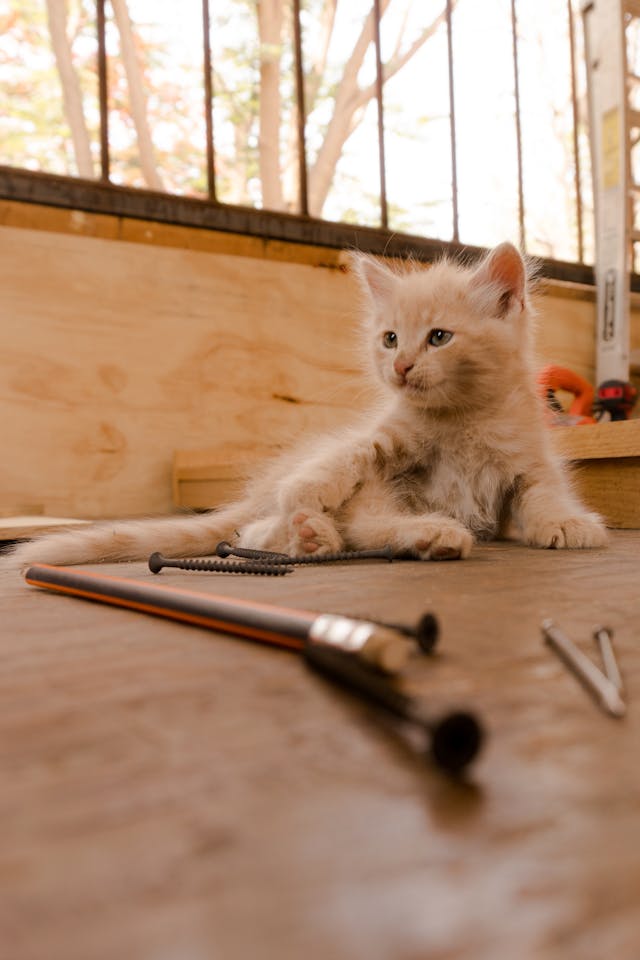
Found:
<box><xmin>394</xmin><ymin>357</ymin><xmax>414</xmax><ymax>378</ymax></box>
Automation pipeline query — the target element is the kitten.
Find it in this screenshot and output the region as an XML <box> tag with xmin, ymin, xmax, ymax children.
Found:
<box><xmin>8</xmin><ymin>242</ymin><xmax>607</xmax><ymax>570</ymax></box>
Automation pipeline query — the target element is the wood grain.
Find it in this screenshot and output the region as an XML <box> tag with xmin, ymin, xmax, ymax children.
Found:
<box><xmin>0</xmin><ymin>224</ymin><xmax>368</xmax><ymax>518</ymax></box>
<box><xmin>551</xmin><ymin>421</ymin><xmax>640</xmax><ymax>527</ymax></box>
<box><xmin>2</xmin><ymin>533</ymin><xmax>640</xmax><ymax>960</ymax></box>
<box><xmin>552</xmin><ymin>418</ymin><xmax>640</xmax><ymax>459</ymax></box>
<box><xmin>1</xmin><ymin>212</ymin><xmax>638</xmax><ymax>521</ymax></box>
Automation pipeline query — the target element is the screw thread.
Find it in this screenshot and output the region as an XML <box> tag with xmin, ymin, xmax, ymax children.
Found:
<box><xmin>149</xmin><ymin>553</ymin><xmax>291</xmax><ymax>576</ymax></box>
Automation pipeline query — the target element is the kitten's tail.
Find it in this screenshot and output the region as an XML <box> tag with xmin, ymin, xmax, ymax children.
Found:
<box><xmin>4</xmin><ymin>503</ymin><xmax>253</xmax><ymax>572</ymax></box>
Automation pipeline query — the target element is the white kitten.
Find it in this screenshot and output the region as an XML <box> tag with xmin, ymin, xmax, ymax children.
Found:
<box><xmin>8</xmin><ymin>242</ymin><xmax>607</xmax><ymax>570</ymax></box>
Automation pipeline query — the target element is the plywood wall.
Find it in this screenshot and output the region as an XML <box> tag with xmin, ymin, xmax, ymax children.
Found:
<box><xmin>0</xmin><ymin>208</ymin><xmax>627</xmax><ymax>519</ymax></box>
<box><xmin>0</xmin><ymin>221</ymin><xmax>370</xmax><ymax>518</ymax></box>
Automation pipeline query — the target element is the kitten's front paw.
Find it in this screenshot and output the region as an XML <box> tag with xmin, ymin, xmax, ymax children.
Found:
<box><xmin>288</xmin><ymin>511</ymin><xmax>344</xmax><ymax>556</ymax></box>
<box><xmin>414</xmin><ymin>518</ymin><xmax>473</xmax><ymax>561</ymax></box>
<box><xmin>523</xmin><ymin>513</ymin><xmax>608</xmax><ymax>549</ymax></box>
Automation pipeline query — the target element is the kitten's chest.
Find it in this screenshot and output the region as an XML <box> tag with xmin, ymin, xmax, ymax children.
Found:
<box><xmin>389</xmin><ymin>430</ymin><xmax>512</xmax><ymax>533</ymax></box>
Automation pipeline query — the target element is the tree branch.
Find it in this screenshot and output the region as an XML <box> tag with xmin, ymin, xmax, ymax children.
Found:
<box><xmin>307</xmin><ymin>0</ymin><xmax>452</xmax><ymax>216</ymax></box>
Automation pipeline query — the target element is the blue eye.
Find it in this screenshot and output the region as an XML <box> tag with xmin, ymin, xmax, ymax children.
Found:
<box><xmin>383</xmin><ymin>331</ymin><xmax>398</xmax><ymax>348</ymax></box>
<box><xmin>427</xmin><ymin>329</ymin><xmax>453</xmax><ymax>347</ymax></box>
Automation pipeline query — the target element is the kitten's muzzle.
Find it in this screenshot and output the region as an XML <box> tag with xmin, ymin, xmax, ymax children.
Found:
<box><xmin>393</xmin><ymin>357</ymin><xmax>414</xmax><ymax>380</ymax></box>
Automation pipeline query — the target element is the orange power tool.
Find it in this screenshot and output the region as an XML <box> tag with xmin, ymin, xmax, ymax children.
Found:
<box><xmin>537</xmin><ymin>365</ymin><xmax>596</xmax><ymax>426</ymax></box>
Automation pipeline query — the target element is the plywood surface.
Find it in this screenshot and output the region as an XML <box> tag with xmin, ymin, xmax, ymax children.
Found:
<box><xmin>552</xmin><ymin>418</ymin><xmax>640</xmax><ymax>459</ymax></box>
<box><xmin>551</xmin><ymin>421</ymin><xmax>640</xmax><ymax>528</ymax></box>
<box><xmin>0</xmin><ymin>516</ymin><xmax>89</xmax><ymax>540</ymax></box>
<box><xmin>0</xmin><ymin>224</ymin><xmax>369</xmax><ymax>519</ymax></box>
<box><xmin>2</xmin><ymin>533</ymin><xmax>640</xmax><ymax>960</ymax></box>
<box><xmin>2</xmin><ymin>218</ymin><xmax>629</xmax><ymax>522</ymax></box>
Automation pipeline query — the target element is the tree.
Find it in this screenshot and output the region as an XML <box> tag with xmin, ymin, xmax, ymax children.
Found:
<box><xmin>45</xmin><ymin>0</ymin><xmax>94</xmax><ymax>178</ymax></box>
<box><xmin>110</xmin><ymin>0</ymin><xmax>164</xmax><ymax>191</ymax></box>
<box><xmin>252</xmin><ymin>0</ymin><xmax>446</xmax><ymax>216</ymax></box>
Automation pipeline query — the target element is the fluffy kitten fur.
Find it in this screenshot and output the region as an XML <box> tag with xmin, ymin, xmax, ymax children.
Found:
<box><xmin>8</xmin><ymin>242</ymin><xmax>607</xmax><ymax>570</ymax></box>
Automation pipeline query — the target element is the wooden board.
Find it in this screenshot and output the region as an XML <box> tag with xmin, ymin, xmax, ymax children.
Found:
<box><xmin>0</xmin><ymin>516</ymin><xmax>89</xmax><ymax>541</ymax></box>
<box><xmin>552</xmin><ymin>417</ymin><xmax>640</xmax><ymax>459</ymax></box>
<box><xmin>2</xmin><ymin>209</ymin><xmax>639</xmax><ymax>521</ymax></box>
<box><xmin>0</xmin><ymin>224</ymin><xmax>369</xmax><ymax>519</ymax></box>
<box><xmin>172</xmin><ymin>444</ymin><xmax>279</xmax><ymax>510</ymax></box>
<box><xmin>552</xmin><ymin>420</ymin><xmax>640</xmax><ymax>527</ymax></box>
<box><xmin>2</xmin><ymin>533</ymin><xmax>640</xmax><ymax>960</ymax></box>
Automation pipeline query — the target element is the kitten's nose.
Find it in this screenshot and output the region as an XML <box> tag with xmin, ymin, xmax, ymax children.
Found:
<box><xmin>394</xmin><ymin>357</ymin><xmax>414</xmax><ymax>379</ymax></box>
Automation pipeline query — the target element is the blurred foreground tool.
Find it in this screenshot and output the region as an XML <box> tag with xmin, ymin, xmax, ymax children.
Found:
<box><xmin>24</xmin><ymin>564</ymin><xmax>483</xmax><ymax>773</ymax></box>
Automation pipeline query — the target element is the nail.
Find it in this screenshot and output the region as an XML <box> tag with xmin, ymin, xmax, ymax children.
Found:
<box><xmin>148</xmin><ymin>552</ymin><xmax>292</xmax><ymax>576</ymax></box>
<box><xmin>541</xmin><ymin>619</ymin><xmax>626</xmax><ymax>718</ymax></box>
<box><xmin>593</xmin><ymin>626</ymin><xmax>623</xmax><ymax>693</ymax></box>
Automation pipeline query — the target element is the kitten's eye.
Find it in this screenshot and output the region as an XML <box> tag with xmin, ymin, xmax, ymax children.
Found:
<box><xmin>382</xmin><ymin>331</ymin><xmax>398</xmax><ymax>348</ymax></box>
<box><xmin>427</xmin><ymin>329</ymin><xmax>453</xmax><ymax>347</ymax></box>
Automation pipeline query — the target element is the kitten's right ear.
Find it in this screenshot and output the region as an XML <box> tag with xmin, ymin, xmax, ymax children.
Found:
<box><xmin>349</xmin><ymin>252</ymin><xmax>397</xmax><ymax>306</ymax></box>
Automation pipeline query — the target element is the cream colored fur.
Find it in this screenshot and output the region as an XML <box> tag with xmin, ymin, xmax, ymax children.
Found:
<box><xmin>7</xmin><ymin>242</ymin><xmax>607</xmax><ymax>570</ymax></box>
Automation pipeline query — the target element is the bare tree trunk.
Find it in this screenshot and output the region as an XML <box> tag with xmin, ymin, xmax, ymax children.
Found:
<box><xmin>307</xmin><ymin>0</ymin><xmax>390</xmax><ymax>216</ymax></box>
<box><xmin>45</xmin><ymin>0</ymin><xmax>94</xmax><ymax>178</ymax></box>
<box><xmin>258</xmin><ymin>0</ymin><xmax>284</xmax><ymax>210</ymax></box>
<box><xmin>111</xmin><ymin>0</ymin><xmax>164</xmax><ymax>190</ymax></box>
<box><xmin>257</xmin><ymin>0</ymin><xmax>285</xmax><ymax>210</ymax></box>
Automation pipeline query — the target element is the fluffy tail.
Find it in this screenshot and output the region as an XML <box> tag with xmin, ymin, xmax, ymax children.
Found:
<box><xmin>5</xmin><ymin>503</ymin><xmax>253</xmax><ymax>571</ymax></box>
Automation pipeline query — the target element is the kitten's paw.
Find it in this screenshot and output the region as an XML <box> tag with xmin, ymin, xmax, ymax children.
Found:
<box><xmin>238</xmin><ymin>517</ymin><xmax>289</xmax><ymax>554</ymax></box>
<box><xmin>523</xmin><ymin>513</ymin><xmax>608</xmax><ymax>549</ymax></box>
<box><xmin>288</xmin><ymin>511</ymin><xmax>344</xmax><ymax>556</ymax></box>
<box><xmin>413</xmin><ymin>518</ymin><xmax>473</xmax><ymax>561</ymax></box>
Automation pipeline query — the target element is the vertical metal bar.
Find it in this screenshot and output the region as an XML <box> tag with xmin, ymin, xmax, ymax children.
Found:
<box><xmin>96</xmin><ymin>0</ymin><xmax>109</xmax><ymax>181</ymax></box>
<box><xmin>510</xmin><ymin>0</ymin><xmax>525</xmax><ymax>250</ymax></box>
<box><xmin>202</xmin><ymin>0</ymin><xmax>216</xmax><ymax>200</ymax></box>
<box><xmin>446</xmin><ymin>0</ymin><xmax>459</xmax><ymax>243</ymax></box>
<box><xmin>292</xmin><ymin>0</ymin><xmax>309</xmax><ymax>215</ymax></box>
<box><xmin>372</xmin><ymin>0</ymin><xmax>388</xmax><ymax>229</ymax></box>
<box><xmin>567</xmin><ymin>0</ymin><xmax>584</xmax><ymax>263</ymax></box>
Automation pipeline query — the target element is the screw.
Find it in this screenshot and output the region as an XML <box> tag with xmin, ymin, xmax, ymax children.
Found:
<box><xmin>337</xmin><ymin>611</ymin><xmax>439</xmax><ymax>655</ymax></box>
<box><xmin>395</xmin><ymin>612</ymin><xmax>440</xmax><ymax>654</ymax></box>
<box><xmin>215</xmin><ymin>541</ymin><xmax>290</xmax><ymax>561</ymax></box>
<box><xmin>148</xmin><ymin>552</ymin><xmax>292</xmax><ymax>576</ymax></box>
<box><xmin>216</xmin><ymin>542</ymin><xmax>394</xmax><ymax>564</ymax></box>
<box><xmin>285</xmin><ymin>546</ymin><xmax>395</xmax><ymax>564</ymax></box>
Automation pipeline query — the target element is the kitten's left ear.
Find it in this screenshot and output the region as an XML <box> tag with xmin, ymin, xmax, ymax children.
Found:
<box><xmin>349</xmin><ymin>252</ymin><xmax>397</xmax><ymax>307</ymax></box>
<box><xmin>474</xmin><ymin>242</ymin><xmax>526</xmax><ymax>317</ymax></box>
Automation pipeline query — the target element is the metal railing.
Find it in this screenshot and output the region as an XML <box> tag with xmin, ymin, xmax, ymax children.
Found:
<box><xmin>0</xmin><ymin>0</ymin><xmax>596</xmax><ymax>283</ymax></box>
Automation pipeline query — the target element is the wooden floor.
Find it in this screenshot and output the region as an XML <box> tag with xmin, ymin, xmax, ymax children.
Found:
<box><xmin>2</xmin><ymin>533</ymin><xmax>640</xmax><ymax>960</ymax></box>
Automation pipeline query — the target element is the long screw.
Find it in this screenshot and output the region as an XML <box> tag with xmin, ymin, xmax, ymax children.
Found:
<box><xmin>215</xmin><ymin>541</ymin><xmax>394</xmax><ymax>565</ymax></box>
<box><xmin>381</xmin><ymin>612</ymin><xmax>439</xmax><ymax>654</ymax></box>
<box><xmin>148</xmin><ymin>553</ymin><xmax>292</xmax><ymax>576</ymax></box>
<box><xmin>215</xmin><ymin>541</ymin><xmax>290</xmax><ymax>561</ymax></box>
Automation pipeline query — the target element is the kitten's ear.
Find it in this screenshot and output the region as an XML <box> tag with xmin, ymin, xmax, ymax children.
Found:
<box><xmin>349</xmin><ymin>252</ymin><xmax>397</xmax><ymax>306</ymax></box>
<box><xmin>473</xmin><ymin>242</ymin><xmax>526</xmax><ymax>317</ymax></box>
